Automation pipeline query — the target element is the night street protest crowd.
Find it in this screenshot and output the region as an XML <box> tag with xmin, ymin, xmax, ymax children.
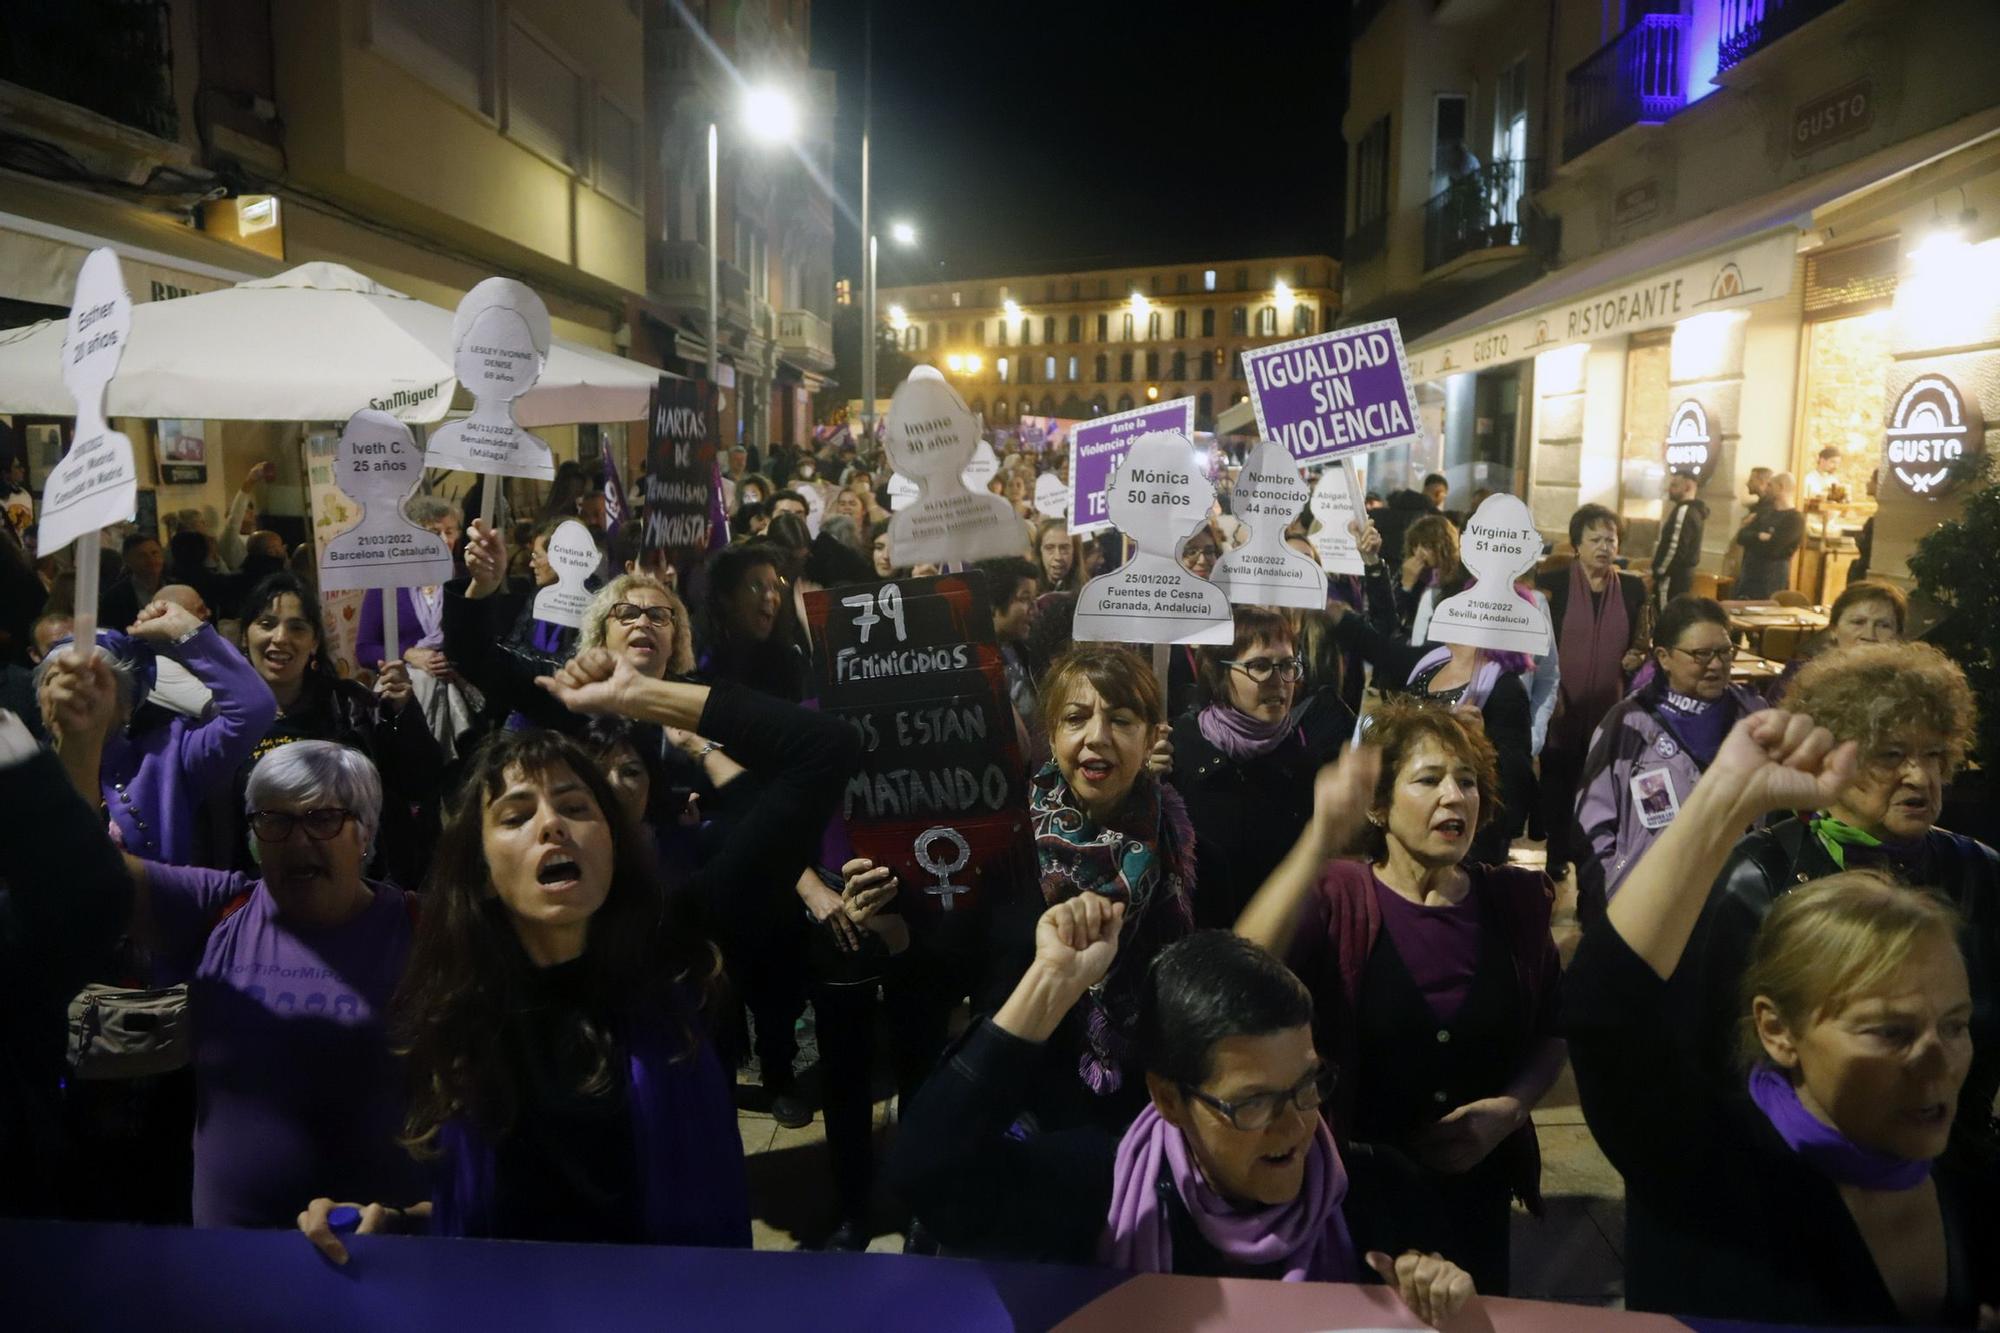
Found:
<box><xmin>1</xmin><ymin>432</ymin><xmax>1997</xmax><ymax>1328</ymax></box>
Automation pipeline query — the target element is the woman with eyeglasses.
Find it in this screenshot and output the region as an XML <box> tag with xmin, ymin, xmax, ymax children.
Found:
<box><xmin>229</xmin><ymin>574</ymin><xmax>443</xmax><ymax>887</ymax></box>
<box><xmin>696</xmin><ymin>542</ymin><xmax>807</xmax><ymax>703</ymax></box>
<box><xmin>106</xmin><ymin>740</ymin><xmax>423</xmax><ymax>1227</ymax></box>
<box><xmin>1572</xmin><ymin>596</ymin><xmax>1767</xmax><ymax>919</ymax></box>
<box><xmin>1168</xmin><ymin>607</ymin><xmax>1353</xmax><ymax>929</ymax></box>
<box><xmin>1236</xmin><ymin>698</ymin><xmax>1566</xmax><ymax>1294</ymax></box>
<box><xmin>892</xmin><ymin>906</ymin><xmax>1477</xmax><ymax>1324</ymax></box>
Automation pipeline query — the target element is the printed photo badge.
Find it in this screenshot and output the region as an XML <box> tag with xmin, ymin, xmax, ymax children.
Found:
<box><xmin>1073</xmin><ymin>430</ymin><xmax>1232</xmax><ymax>646</ymax></box>
<box><xmin>1425</xmin><ymin>492</ymin><xmax>1551</xmax><ymax>656</ymax></box>
<box><xmin>1210</xmin><ymin>439</ymin><xmax>1324</xmax><ymax>610</ymax></box>
<box><xmin>317</xmin><ymin>410</ymin><xmax>456</xmax><ymax>594</ymax></box>
<box><xmin>882</xmin><ymin>366</ymin><xmax>1020</xmax><ymax>564</ymax></box>
<box><xmin>424</xmin><ymin>277</ymin><xmax>556</xmax><ymax>481</ymax></box>
<box><xmin>532</xmin><ymin>519</ymin><xmax>600</xmax><ymax>628</ymax></box>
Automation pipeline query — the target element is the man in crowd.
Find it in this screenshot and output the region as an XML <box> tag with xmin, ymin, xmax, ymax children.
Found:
<box><xmin>1651</xmin><ymin>472</ymin><xmax>1708</xmax><ymax>609</ymax></box>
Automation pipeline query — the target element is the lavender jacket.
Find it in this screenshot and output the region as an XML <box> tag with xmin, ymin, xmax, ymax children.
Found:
<box><xmin>101</xmin><ymin>625</ymin><xmax>278</xmax><ymax>865</ymax></box>
<box><xmin>1572</xmin><ymin>681</ymin><xmax>1765</xmax><ymax>920</ymax></box>
<box><xmin>356</xmin><ymin>586</ymin><xmax>446</xmax><ymax>670</ymax></box>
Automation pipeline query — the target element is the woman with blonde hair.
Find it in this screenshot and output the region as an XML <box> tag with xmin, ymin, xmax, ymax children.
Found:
<box><xmin>1567</xmin><ymin>708</ymin><xmax>1999</xmax><ymax>1324</ymax></box>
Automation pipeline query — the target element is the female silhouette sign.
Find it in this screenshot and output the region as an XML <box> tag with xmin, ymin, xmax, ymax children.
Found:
<box><xmin>1210</xmin><ymin>440</ymin><xmax>1324</xmax><ymax>609</ymax></box>
<box><xmin>1073</xmin><ymin>431</ymin><xmax>1232</xmax><ymax>645</ymax></box>
<box><xmin>882</xmin><ymin>366</ymin><xmax>1018</xmax><ymax>564</ymax></box>
<box><xmin>424</xmin><ymin>277</ymin><xmax>555</xmax><ymax>485</ymax></box>
<box><xmin>1425</xmin><ymin>492</ymin><xmax>1551</xmax><ymax>655</ymax></box>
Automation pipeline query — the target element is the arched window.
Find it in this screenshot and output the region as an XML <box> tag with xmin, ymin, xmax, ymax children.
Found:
<box><xmin>1067</xmin><ymin>355</ymin><xmax>1079</xmax><ymax>381</ymax></box>
<box><xmin>1067</xmin><ymin>314</ymin><xmax>1081</xmax><ymax>342</ymax></box>
<box><xmin>997</xmin><ymin>356</ymin><xmax>1010</xmax><ymax>384</ymax></box>
<box><xmin>904</xmin><ymin>327</ymin><xmax>918</xmax><ymax>351</ymax></box>
<box><xmin>1093</xmin><ymin>352</ymin><xmax>1108</xmax><ymax>382</ymax></box>
<box><xmin>1199</xmin><ymin>350</ymin><xmax>1214</xmax><ymax>380</ymax></box>
<box><xmin>1043</xmin><ymin>316</ymin><xmax>1056</xmax><ymax>343</ymax></box>
<box><xmin>1039</xmin><ymin>393</ymin><xmax>1056</xmax><ymax>415</ymax></box>
<box><xmin>1118</xmin><ymin>351</ymin><xmax>1133</xmax><ymax>381</ymax></box>
<box><xmin>1144</xmin><ymin>351</ymin><xmax>1159</xmax><ymax>379</ymax></box>
<box><xmin>1147</xmin><ymin>311</ymin><xmax>1161</xmax><ymax>340</ymax></box>
<box><xmin>1019</xmin><ymin>398</ymin><xmax>1033</xmax><ymax>418</ymax></box>
<box><xmin>1020</xmin><ymin>317</ymin><xmax>1031</xmax><ymax>345</ymax></box>
<box><xmin>1293</xmin><ymin>304</ymin><xmax>1313</xmax><ymax>334</ymax></box>
<box><xmin>1018</xmin><ymin>356</ymin><xmax>1032</xmax><ymax>385</ymax></box>
<box><xmin>1170</xmin><ymin>350</ymin><xmax>1186</xmax><ymax>379</ymax></box>
<box><xmin>1044</xmin><ymin>355</ymin><xmax>1057</xmax><ymax>382</ymax></box>
<box><xmin>1173</xmin><ymin>309</ymin><xmax>1187</xmax><ymax>339</ymax></box>
<box><xmin>1198</xmin><ymin>390</ymin><xmax>1213</xmax><ymax>422</ymax></box>
<box><xmin>997</xmin><ymin>320</ymin><xmax>1009</xmax><ymax>346</ymax></box>
<box><xmin>1096</xmin><ymin>313</ymin><xmax>1108</xmax><ymax>341</ymax></box>
<box><xmin>1201</xmin><ymin>307</ymin><xmax>1216</xmax><ymax>337</ymax></box>
<box><xmin>1257</xmin><ymin>306</ymin><xmax>1277</xmax><ymax>336</ymax></box>
<box><xmin>1121</xmin><ymin>312</ymin><xmax>1134</xmax><ymax>341</ymax></box>
<box><xmin>1116</xmin><ymin>393</ymin><xmax>1135</xmax><ymax>412</ymax></box>
<box><xmin>1230</xmin><ymin>307</ymin><xmax>1247</xmax><ymax>335</ymax></box>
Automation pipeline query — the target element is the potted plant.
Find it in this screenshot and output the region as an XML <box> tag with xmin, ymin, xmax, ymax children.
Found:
<box><xmin>1906</xmin><ymin>455</ymin><xmax>2000</xmax><ymax>843</ymax></box>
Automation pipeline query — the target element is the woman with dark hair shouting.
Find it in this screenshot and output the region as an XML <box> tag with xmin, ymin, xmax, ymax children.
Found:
<box><xmin>298</xmin><ymin>647</ymin><xmax>859</xmax><ymax>1258</ymax></box>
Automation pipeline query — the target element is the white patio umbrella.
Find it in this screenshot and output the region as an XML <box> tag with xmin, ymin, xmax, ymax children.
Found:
<box><xmin>0</xmin><ymin>261</ymin><xmax>660</xmax><ymax>426</ymax></box>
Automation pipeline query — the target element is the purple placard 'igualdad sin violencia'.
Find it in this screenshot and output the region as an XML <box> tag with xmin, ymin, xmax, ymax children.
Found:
<box><xmin>1239</xmin><ymin>319</ymin><xmax>1423</xmax><ymax>467</ymax></box>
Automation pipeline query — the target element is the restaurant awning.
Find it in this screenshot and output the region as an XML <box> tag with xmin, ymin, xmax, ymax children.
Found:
<box><xmin>1404</xmin><ymin>106</ymin><xmax>2000</xmax><ymax>381</ymax></box>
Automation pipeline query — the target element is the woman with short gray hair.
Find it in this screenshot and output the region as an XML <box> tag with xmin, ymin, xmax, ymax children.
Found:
<box><xmin>100</xmin><ymin>726</ymin><xmax>423</xmax><ymax>1228</ymax></box>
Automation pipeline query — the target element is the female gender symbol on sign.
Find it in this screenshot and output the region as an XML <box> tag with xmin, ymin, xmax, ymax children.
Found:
<box><xmin>914</xmin><ymin>825</ymin><xmax>972</xmax><ymax>911</ymax></box>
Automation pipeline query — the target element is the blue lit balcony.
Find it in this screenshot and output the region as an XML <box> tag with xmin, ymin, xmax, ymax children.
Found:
<box><xmin>1562</xmin><ymin>7</ymin><xmax>1689</xmax><ymax>163</ymax></box>
<box><xmin>1719</xmin><ymin>0</ymin><xmax>1852</xmax><ymax>73</ymax></box>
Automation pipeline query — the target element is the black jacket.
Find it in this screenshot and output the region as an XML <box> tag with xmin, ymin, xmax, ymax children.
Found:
<box><xmin>1167</xmin><ymin>688</ymin><xmax>1352</xmax><ymax>929</ymax></box>
<box><xmin>1735</xmin><ymin>507</ymin><xmax>1805</xmax><ymax>562</ymax></box>
<box><xmin>1689</xmin><ymin>818</ymin><xmax>2000</xmax><ymax>1169</ymax></box>
<box><xmin>0</xmin><ymin>747</ymin><xmax>134</xmax><ymax>1214</ymax></box>
<box><xmin>441</xmin><ymin>576</ymin><xmax>584</xmax><ymax>733</ymax></box>
<box><xmin>1651</xmin><ymin>499</ymin><xmax>1708</xmax><ymax>579</ymax></box>
<box><xmin>1569</xmin><ymin>920</ymin><xmax>1999</xmax><ymax>1325</ymax></box>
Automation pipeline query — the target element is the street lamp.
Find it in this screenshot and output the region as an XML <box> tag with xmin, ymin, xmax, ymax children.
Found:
<box><xmin>890</xmin><ymin>220</ymin><xmax>918</xmax><ymax>247</ymax></box>
<box><xmin>707</xmin><ymin>82</ymin><xmax>797</xmax><ymax>429</ymax></box>
<box><xmin>861</xmin><ymin>213</ymin><xmax>919</xmax><ymax>444</ymax></box>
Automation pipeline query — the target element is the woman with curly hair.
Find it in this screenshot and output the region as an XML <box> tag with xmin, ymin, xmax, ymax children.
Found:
<box><xmin>1235</xmin><ymin>696</ymin><xmax>1565</xmax><ymax>1294</ymax></box>
<box><xmin>1690</xmin><ymin>640</ymin><xmax>1999</xmax><ymax>1168</ymax></box>
<box><xmin>298</xmin><ymin>646</ymin><xmax>860</xmax><ymax>1258</ymax></box>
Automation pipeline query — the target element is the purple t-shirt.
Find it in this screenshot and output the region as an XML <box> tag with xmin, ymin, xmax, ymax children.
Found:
<box><xmin>1371</xmin><ymin>874</ymin><xmax>1483</xmax><ymax>1024</ymax></box>
<box><xmin>150</xmin><ymin>865</ymin><xmax>420</xmax><ymax>1228</ymax></box>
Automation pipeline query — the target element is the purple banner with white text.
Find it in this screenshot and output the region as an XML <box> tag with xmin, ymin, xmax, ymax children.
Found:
<box><xmin>1068</xmin><ymin>396</ymin><xmax>1195</xmax><ymax>536</ymax></box>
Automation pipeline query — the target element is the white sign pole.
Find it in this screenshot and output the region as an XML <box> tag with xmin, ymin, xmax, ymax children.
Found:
<box><xmin>383</xmin><ymin>595</ymin><xmax>400</xmax><ymax>666</ymax></box>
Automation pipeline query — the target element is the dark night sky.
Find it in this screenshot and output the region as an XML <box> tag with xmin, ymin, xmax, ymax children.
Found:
<box><xmin>808</xmin><ymin>0</ymin><xmax>1348</xmax><ymax>286</ymax></box>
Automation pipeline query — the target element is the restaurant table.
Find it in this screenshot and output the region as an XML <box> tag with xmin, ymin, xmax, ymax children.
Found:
<box><xmin>1720</xmin><ymin>601</ymin><xmax>1828</xmax><ymax>658</ymax></box>
<box><xmin>1729</xmin><ymin>653</ymin><xmax>1785</xmax><ymax>682</ymax></box>
<box><xmin>0</xmin><ymin>1218</ymin><xmax>1941</xmax><ymax>1332</ymax></box>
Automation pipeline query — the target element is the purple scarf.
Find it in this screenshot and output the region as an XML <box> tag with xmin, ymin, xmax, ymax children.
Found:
<box><xmin>1196</xmin><ymin>702</ymin><xmax>1294</xmax><ymax>761</ymax></box>
<box><xmin>1747</xmin><ymin>1064</ymin><xmax>1930</xmax><ymax>1190</ymax></box>
<box><xmin>1553</xmin><ymin>562</ymin><xmax>1630</xmax><ymax>751</ymax></box>
<box><xmin>1100</xmin><ymin>1102</ymin><xmax>1356</xmax><ymax>1281</ymax></box>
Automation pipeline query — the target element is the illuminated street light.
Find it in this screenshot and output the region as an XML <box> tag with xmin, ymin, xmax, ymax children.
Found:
<box><xmin>946</xmin><ymin>353</ymin><xmax>965</xmax><ymax>372</ymax></box>
<box><xmin>890</xmin><ymin>220</ymin><xmax>918</xmax><ymax>247</ymax></box>
<box><xmin>742</xmin><ymin>84</ymin><xmax>799</xmax><ymax>145</ymax></box>
<box><xmin>1129</xmin><ymin>291</ymin><xmax>1150</xmax><ymax>316</ymax></box>
<box><xmin>1146</xmin><ymin>385</ymin><xmax>1160</xmax><ymax>400</ymax></box>
<box><xmin>1003</xmin><ymin>299</ymin><xmax>1022</xmax><ymax>320</ymax></box>
<box><xmin>965</xmin><ymin>353</ymin><xmax>983</xmax><ymax>373</ymax></box>
<box><xmin>887</xmin><ymin>303</ymin><xmax>908</xmax><ymax>329</ymax></box>
<box><xmin>1274</xmin><ymin>279</ymin><xmax>1295</xmax><ymax>310</ymax></box>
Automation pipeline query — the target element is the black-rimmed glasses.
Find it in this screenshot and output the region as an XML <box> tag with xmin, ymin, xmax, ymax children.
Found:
<box><xmin>610</xmin><ymin>602</ymin><xmax>677</xmax><ymax>627</ymax></box>
<box><xmin>1223</xmin><ymin>656</ymin><xmax>1306</xmax><ymax>684</ymax></box>
<box><xmin>1180</xmin><ymin>1063</ymin><xmax>1336</xmax><ymax>1132</ymax></box>
<box><xmin>1668</xmin><ymin>645</ymin><xmax>1736</xmax><ymax>667</ymax></box>
<box><xmin>248</xmin><ymin>809</ymin><xmax>357</xmax><ymax>843</ymax></box>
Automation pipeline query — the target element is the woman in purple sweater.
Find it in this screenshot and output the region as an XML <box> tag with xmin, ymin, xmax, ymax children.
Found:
<box><xmin>36</xmin><ymin>598</ymin><xmax>276</xmax><ymax>865</ymax></box>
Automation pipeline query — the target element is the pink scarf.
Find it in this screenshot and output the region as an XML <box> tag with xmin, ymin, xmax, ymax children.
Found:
<box><xmin>1553</xmin><ymin>561</ymin><xmax>1629</xmax><ymax>750</ymax></box>
<box><xmin>1100</xmin><ymin>1102</ymin><xmax>1356</xmax><ymax>1281</ymax></box>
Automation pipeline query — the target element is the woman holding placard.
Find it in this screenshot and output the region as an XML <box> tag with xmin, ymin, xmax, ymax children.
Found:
<box><xmin>1235</xmin><ymin>697</ymin><xmax>1565</xmax><ymax>1295</ymax></box>
<box><xmin>230</xmin><ymin>574</ymin><xmax>442</xmax><ymax>886</ymax></box>
<box><xmin>1169</xmin><ymin>607</ymin><xmax>1352</xmax><ymax>930</ymax></box>
<box><xmin>297</xmin><ymin>646</ymin><xmax>859</xmax><ymax>1257</ymax></box>
<box><xmin>444</xmin><ymin>516</ymin><xmax>600</xmax><ymax>731</ymax></box>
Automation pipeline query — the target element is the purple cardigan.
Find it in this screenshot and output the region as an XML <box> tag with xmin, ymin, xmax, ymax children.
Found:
<box><xmin>356</xmin><ymin>586</ymin><xmax>445</xmax><ymax>670</ymax></box>
<box><xmin>100</xmin><ymin>625</ymin><xmax>277</xmax><ymax>865</ymax></box>
<box><xmin>1572</xmin><ymin>682</ymin><xmax>1766</xmax><ymax>917</ymax></box>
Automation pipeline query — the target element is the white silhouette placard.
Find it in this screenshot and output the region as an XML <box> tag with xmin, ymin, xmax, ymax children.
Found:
<box><xmin>1211</xmin><ymin>440</ymin><xmax>1324</xmax><ymax>609</ymax></box>
<box><xmin>1074</xmin><ymin>431</ymin><xmax>1232</xmax><ymax>645</ymax></box>
<box><xmin>424</xmin><ymin>278</ymin><xmax>556</xmax><ymax>480</ymax></box>
<box><xmin>886</xmin><ymin>472</ymin><xmax>919</xmax><ymax>513</ymax></box>
<box><xmin>1034</xmin><ymin>471</ymin><xmax>1068</xmax><ymax>519</ymax></box>
<box><xmin>960</xmin><ymin>439</ymin><xmax>1000</xmax><ymax>493</ymax></box>
<box><xmin>318</xmin><ymin>410</ymin><xmax>456</xmax><ymax>593</ymax></box>
<box><xmin>38</xmin><ymin>248</ymin><xmax>138</xmax><ymax>555</ymax></box>
<box><xmin>1308</xmin><ymin>458</ymin><xmax>1369</xmax><ymax>575</ymax></box>
<box><xmin>532</xmin><ymin>519</ymin><xmax>598</xmax><ymax>628</ymax></box>
<box><xmin>1425</xmin><ymin>492</ymin><xmax>1551</xmax><ymax>655</ymax></box>
<box><xmin>882</xmin><ymin>367</ymin><xmax>1020</xmax><ymax>565</ymax></box>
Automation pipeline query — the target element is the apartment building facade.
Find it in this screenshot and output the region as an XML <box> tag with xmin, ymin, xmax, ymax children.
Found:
<box><xmin>1349</xmin><ymin>0</ymin><xmax>2000</xmax><ymax>591</ymax></box>
<box><xmin>877</xmin><ymin>256</ymin><xmax>1341</xmax><ymax>433</ymax></box>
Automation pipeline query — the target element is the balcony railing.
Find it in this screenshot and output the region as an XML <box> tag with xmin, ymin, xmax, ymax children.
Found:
<box><xmin>0</xmin><ymin>0</ymin><xmax>178</xmax><ymax>141</ymax></box>
<box><xmin>1563</xmin><ymin>7</ymin><xmax>1688</xmax><ymax>162</ymax></box>
<box><xmin>1719</xmin><ymin>0</ymin><xmax>1850</xmax><ymax>72</ymax></box>
<box><xmin>777</xmin><ymin>309</ymin><xmax>835</xmax><ymax>371</ymax></box>
<box><xmin>650</xmin><ymin>242</ymin><xmax>752</xmax><ymax>327</ymax></box>
<box><xmin>1424</xmin><ymin>159</ymin><xmax>1538</xmax><ymax>271</ymax></box>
